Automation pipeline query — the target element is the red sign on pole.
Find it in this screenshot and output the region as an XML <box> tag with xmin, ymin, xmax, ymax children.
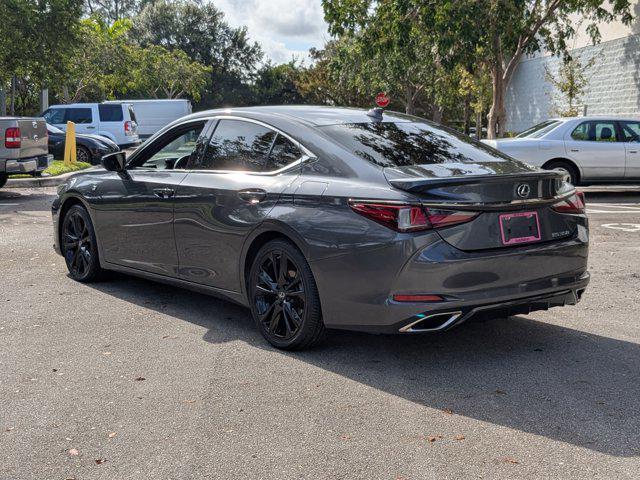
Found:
<box><xmin>375</xmin><ymin>92</ymin><xmax>390</xmax><ymax>108</ymax></box>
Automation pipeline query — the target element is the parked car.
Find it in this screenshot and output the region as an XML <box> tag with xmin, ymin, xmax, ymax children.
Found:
<box><xmin>103</xmin><ymin>99</ymin><xmax>191</xmax><ymax>139</ymax></box>
<box><xmin>46</xmin><ymin>124</ymin><xmax>118</xmax><ymax>165</ymax></box>
<box><xmin>42</xmin><ymin>103</ymin><xmax>140</xmax><ymax>148</ymax></box>
<box><xmin>0</xmin><ymin>117</ymin><xmax>52</xmax><ymax>188</ymax></box>
<box><xmin>482</xmin><ymin>116</ymin><xmax>640</xmax><ymax>185</ymax></box>
<box><xmin>52</xmin><ymin>106</ymin><xmax>589</xmax><ymax>350</ymax></box>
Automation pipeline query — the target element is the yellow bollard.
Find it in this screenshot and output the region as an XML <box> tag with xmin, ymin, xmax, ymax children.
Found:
<box><xmin>63</xmin><ymin>121</ymin><xmax>77</xmax><ymax>165</ymax></box>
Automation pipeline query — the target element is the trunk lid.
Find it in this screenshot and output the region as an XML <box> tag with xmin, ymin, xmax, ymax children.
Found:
<box><xmin>384</xmin><ymin>164</ymin><xmax>579</xmax><ymax>251</ymax></box>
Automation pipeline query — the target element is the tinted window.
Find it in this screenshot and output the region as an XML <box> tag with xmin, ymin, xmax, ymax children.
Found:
<box><xmin>43</xmin><ymin>108</ymin><xmax>65</xmax><ymax>124</ymax></box>
<box><xmin>516</xmin><ymin>120</ymin><xmax>561</xmax><ymax>138</ymax></box>
<box><xmin>66</xmin><ymin>108</ymin><xmax>93</xmax><ymax>124</ymax></box>
<box><xmin>99</xmin><ymin>104</ymin><xmax>124</xmax><ymax>122</ymax></box>
<box><xmin>620</xmin><ymin>121</ymin><xmax>640</xmax><ymax>142</ymax></box>
<box><xmin>267</xmin><ymin>134</ymin><xmax>302</xmax><ymax>170</ymax></box>
<box><xmin>198</xmin><ymin>120</ymin><xmax>276</xmax><ymax>171</ymax></box>
<box><xmin>321</xmin><ymin>122</ymin><xmax>516</xmax><ymax>168</ymax></box>
<box><xmin>128</xmin><ymin>105</ymin><xmax>137</xmax><ymax>123</ymax></box>
<box><xmin>571</xmin><ymin>121</ymin><xmax>618</xmax><ymax>142</ymax></box>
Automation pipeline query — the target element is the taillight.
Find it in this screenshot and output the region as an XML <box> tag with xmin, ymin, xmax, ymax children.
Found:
<box><xmin>5</xmin><ymin>127</ymin><xmax>21</xmax><ymax>148</ymax></box>
<box><xmin>551</xmin><ymin>192</ymin><xmax>585</xmax><ymax>214</ymax></box>
<box><xmin>349</xmin><ymin>201</ymin><xmax>478</xmax><ymax>232</ymax></box>
<box><xmin>124</xmin><ymin>121</ymin><xmax>134</xmax><ymax>135</ymax></box>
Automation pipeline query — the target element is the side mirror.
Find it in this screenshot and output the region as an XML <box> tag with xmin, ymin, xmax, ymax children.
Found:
<box><xmin>101</xmin><ymin>151</ymin><xmax>126</xmax><ymax>172</ymax></box>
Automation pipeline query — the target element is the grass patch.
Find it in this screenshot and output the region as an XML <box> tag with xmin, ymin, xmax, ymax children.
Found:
<box><xmin>44</xmin><ymin>160</ymin><xmax>92</xmax><ymax>176</ymax></box>
<box><xmin>9</xmin><ymin>160</ymin><xmax>92</xmax><ymax>179</ymax></box>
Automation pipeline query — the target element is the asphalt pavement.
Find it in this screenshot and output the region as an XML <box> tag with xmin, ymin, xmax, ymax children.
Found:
<box><xmin>1</xmin><ymin>187</ymin><xmax>640</xmax><ymax>479</ymax></box>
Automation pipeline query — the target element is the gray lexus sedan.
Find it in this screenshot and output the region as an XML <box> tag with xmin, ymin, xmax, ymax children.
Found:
<box><xmin>52</xmin><ymin>106</ymin><xmax>590</xmax><ymax>350</ymax></box>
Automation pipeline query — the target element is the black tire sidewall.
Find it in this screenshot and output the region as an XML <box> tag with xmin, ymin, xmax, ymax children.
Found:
<box><xmin>62</xmin><ymin>205</ymin><xmax>102</xmax><ymax>282</ymax></box>
<box><xmin>0</xmin><ymin>174</ymin><xmax>7</xmax><ymax>189</ymax></box>
<box><xmin>248</xmin><ymin>240</ymin><xmax>322</xmax><ymax>350</ymax></box>
<box><xmin>547</xmin><ymin>161</ymin><xmax>579</xmax><ymax>186</ymax></box>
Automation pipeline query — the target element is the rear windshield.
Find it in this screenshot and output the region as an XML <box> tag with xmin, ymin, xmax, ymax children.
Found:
<box><xmin>128</xmin><ymin>105</ymin><xmax>137</xmax><ymax>123</ymax></box>
<box><xmin>99</xmin><ymin>104</ymin><xmax>124</xmax><ymax>122</ymax></box>
<box><xmin>516</xmin><ymin>120</ymin><xmax>561</xmax><ymax>138</ymax></box>
<box><xmin>321</xmin><ymin>121</ymin><xmax>515</xmax><ymax>168</ymax></box>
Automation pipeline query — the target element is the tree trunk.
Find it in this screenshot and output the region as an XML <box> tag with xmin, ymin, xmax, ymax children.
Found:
<box><xmin>476</xmin><ymin>109</ymin><xmax>482</xmax><ymax>140</ymax></box>
<box><xmin>404</xmin><ymin>85</ymin><xmax>415</xmax><ymax>115</ymax></box>
<box><xmin>487</xmin><ymin>66</ymin><xmax>506</xmax><ymax>139</ymax></box>
<box><xmin>432</xmin><ymin>105</ymin><xmax>443</xmax><ymax>123</ymax></box>
<box><xmin>463</xmin><ymin>94</ymin><xmax>471</xmax><ymax>135</ymax></box>
<box><xmin>10</xmin><ymin>75</ymin><xmax>16</xmax><ymax>116</ymax></box>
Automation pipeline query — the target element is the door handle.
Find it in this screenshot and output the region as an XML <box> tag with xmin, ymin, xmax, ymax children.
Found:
<box><xmin>629</xmin><ymin>150</ymin><xmax>638</xmax><ymax>154</ymax></box>
<box><xmin>570</xmin><ymin>149</ymin><xmax>579</xmax><ymax>152</ymax></box>
<box><xmin>86</xmin><ymin>126</ymin><xmax>96</xmax><ymax>130</ymax></box>
<box><xmin>238</xmin><ymin>189</ymin><xmax>267</xmax><ymax>203</ymax></box>
<box><xmin>153</xmin><ymin>188</ymin><xmax>175</xmax><ymax>199</ymax></box>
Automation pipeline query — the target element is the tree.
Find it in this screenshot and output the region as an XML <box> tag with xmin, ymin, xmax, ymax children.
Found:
<box><xmin>545</xmin><ymin>53</ymin><xmax>597</xmax><ymax>117</ymax></box>
<box><xmin>252</xmin><ymin>61</ymin><xmax>305</xmax><ymax>105</ymax></box>
<box><xmin>0</xmin><ymin>0</ymin><xmax>83</xmax><ymax>114</ymax></box>
<box><xmin>131</xmin><ymin>0</ymin><xmax>263</xmax><ymax>107</ymax></box>
<box><xmin>85</xmin><ymin>0</ymin><xmax>142</xmax><ymax>22</ymax></box>
<box><xmin>126</xmin><ymin>45</ymin><xmax>210</xmax><ymax>101</ymax></box>
<box><xmin>420</xmin><ymin>0</ymin><xmax>633</xmax><ymax>138</ymax></box>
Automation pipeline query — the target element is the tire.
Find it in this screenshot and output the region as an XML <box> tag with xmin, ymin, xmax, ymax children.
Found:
<box><xmin>61</xmin><ymin>205</ymin><xmax>105</xmax><ymax>282</ymax></box>
<box><xmin>248</xmin><ymin>239</ymin><xmax>325</xmax><ymax>350</ymax></box>
<box><xmin>544</xmin><ymin>160</ymin><xmax>579</xmax><ymax>186</ymax></box>
<box><xmin>0</xmin><ymin>174</ymin><xmax>7</xmax><ymax>189</ymax></box>
<box><xmin>76</xmin><ymin>145</ymin><xmax>92</xmax><ymax>164</ymax></box>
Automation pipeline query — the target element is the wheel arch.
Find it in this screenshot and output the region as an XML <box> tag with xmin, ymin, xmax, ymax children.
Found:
<box><xmin>57</xmin><ymin>195</ymin><xmax>96</xmax><ymax>251</ymax></box>
<box><xmin>240</xmin><ymin>223</ymin><xmax>311</xmax><ymax>303</ymax></box>
<box><xmin>542</xmin><ymin>157</ymin><xmax>582</xmax><ymax>183</ymax></box>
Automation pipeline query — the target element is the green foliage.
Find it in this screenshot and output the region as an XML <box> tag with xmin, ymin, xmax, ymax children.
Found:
<box><xmin>43</xmin><ymin>160</ymin><xmax>92</xmax><ymax>176</ymax></box>
<box><xmin>545</xmin><ymin>54</ymin><xmax>598</xmax><ymax>117</ymax></box>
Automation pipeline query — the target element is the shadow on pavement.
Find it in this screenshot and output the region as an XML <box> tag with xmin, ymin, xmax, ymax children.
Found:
<box><xmin>0</xmin><ymin>188</ymin><xmax>54</xmax><ymax>213</ymax></box>
<box><xmin>87</xmin><ymin>271</ymin><xmax>640</xmax><ymax>458</ymax></box>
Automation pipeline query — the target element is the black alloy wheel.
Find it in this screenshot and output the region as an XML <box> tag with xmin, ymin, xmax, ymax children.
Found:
<box><xmin>249</xmin><ymin>240</ymin><xmax>324</xmax><ymax>350</ymax></box>
<box><xmin>76</xmin><ymin>146</ymin><xmax>91</xmax><ymax>164</ymax></box>
<box><xmin>61</xmin><ymin>205</ymin><xmax>104</xmax><ymax>282</ymax></box>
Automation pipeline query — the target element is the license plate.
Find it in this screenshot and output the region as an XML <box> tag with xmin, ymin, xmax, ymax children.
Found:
<box><xmin>499</xmin><ymin>211</ymin><xmax>541</xmax><ymax>245</ymax></box>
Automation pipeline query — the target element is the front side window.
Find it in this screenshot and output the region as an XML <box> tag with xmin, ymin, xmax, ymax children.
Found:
<box><xmin>43</xmin><ymin>108</ymin><xmax>65</xmax><ymax>124</ymax></box>
<box><xmin>66</xmin><ymin>108</ymin><xmax>93</xmax><ymax>124</ymax></box>
<box><xmin>197</xmin><ymin>119</ymin><xmax>277</xmax><ymax>172</ymax></box>
<box><xmin>571</xmin><ymin>121</ymin><xmax>618</xmax><ymax>142</ymax></box>
<box><xmin>137</xmin><ymin>123</ymin><xmax>205</xmax><ymax>170</ymax></box>
<box><xmin>620</xmin><ymin>121</ymin><xmax>640</xmax><ymax>142</ymax></box>
<box><xmin>99</xmin><ymin>104</ymin><xmax>124</xmax><ymax>122</ymax></box>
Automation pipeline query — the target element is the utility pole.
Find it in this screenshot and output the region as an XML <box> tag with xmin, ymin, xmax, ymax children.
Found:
<box><xmin>0</xmin><ymin>89</ymin><xmax>5</xmax><ymax>116</ymax></box>
<box><xmin>10</xmin><ymin>75</ymin><xmax>16</xmax><ymax>116</ymax></box>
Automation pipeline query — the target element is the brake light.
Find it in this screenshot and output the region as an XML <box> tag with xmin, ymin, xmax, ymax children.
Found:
<box><xmin>551</xmin><ymin>192</ymin><xmax>585</xmax><ymax>214</ymax></box>
<box><xmin>124</xmin><ymin>120</ymin><xmax>134</xmax><ymax>135</ymax></box>
<box><xmin>349</xmin><ymin>201</ymin><xmax>478</xmax><ymax>232</ymax></box>
<box><xmin>5</xmin><ymin>127</ymin><xmax>21</xmax><ymax>148</ymax></box>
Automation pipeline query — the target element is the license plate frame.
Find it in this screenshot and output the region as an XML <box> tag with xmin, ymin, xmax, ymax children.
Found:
<box><xmin>499</xmin><ymin>211</ymin><xmax>541</xmax><ymax>245</ymax></box>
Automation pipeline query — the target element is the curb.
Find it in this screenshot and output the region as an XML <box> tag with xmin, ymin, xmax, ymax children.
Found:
<box><xmin>5</xmin><ymin>167</ymin><xmax>98</xmax><ymax>189</ymax></box>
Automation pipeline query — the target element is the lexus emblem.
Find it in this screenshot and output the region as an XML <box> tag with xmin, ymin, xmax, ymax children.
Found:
<box><xmin>516</xmin><ymin>183</ymin><xmax>531</xmax><ymax>198</ymax></box>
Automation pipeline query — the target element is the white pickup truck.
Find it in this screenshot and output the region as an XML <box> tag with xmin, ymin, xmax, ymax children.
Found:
<box><xmin>0</xmin><ymin>117</ymin><xmax>52</xmax><ymax>189</ymax></box>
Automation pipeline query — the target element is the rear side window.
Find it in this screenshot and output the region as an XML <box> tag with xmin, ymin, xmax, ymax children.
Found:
<box><xmin>99</xmin><ymin>104</ymin><xmax>124</xmax><ymax>122</ymax></box>
<box><xmin>66</xmin><ymin>108</ymin><xmax>93</xmax><ymax>124</ymax></box>
<box><xmin>571</xmin><ymin>121</ymin><xmax>618</xmax><ymax>142</ymax></box>
<box><xmin>267</xmin><ymin>135</ymin><xmax>302</xmax><ymax>170</ymax></box>
<box><xmin>43</xmin><ymin>108</ymin><xmax>65</xmax><ymax>124</ymax></box>
<box><xmin>321</xmin><ymin>122</ymin><xmax>515</xmax><ymax>168</ymax></box>
<box><xmin>197</xmin><ymin>120</ymin><xmax>276</xmax><ymax>171</ymax></box>
<box><xmin>516</xmin><ymin>120</ymin><xmax>561</xmax><ymax>138</ymax></box>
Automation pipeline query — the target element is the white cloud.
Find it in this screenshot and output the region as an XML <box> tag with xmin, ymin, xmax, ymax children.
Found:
<box><xmin>214</xmin><ymin>0</ymin><xmax>329</xmax><ymax>63</ymax></box>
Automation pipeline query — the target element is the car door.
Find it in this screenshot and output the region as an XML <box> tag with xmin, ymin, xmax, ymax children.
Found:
<box><xmin>618</xmin><ymin>120</ymin><xmax>640</xmax><ymax>179</ymax></box>
<box><xmin>563</xmin><ymin>120</ymin><xmax>626</xmax><ymax>180</ymax></box>
<box><xmin>65</xmin><ymin>107</ymin><xmax>97</xmax><ymax>135</ymax></box>
<box><xmin>92</xmin><ymin>119</ymin><xmax>208</xmax><ymax>276</ymax></box>
<box><xmin>174</xmin><ymin>118</ymin><xmax>306</xmax><ymax>292</ymax></box>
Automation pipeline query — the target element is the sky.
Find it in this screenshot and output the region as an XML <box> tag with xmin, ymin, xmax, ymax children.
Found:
<box><xmin>214</xmin><ymin>0</ymin><xmax>330</xmax><ymax>64</ymax></box>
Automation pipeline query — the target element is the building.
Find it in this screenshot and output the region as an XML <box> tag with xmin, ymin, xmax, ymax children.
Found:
<box><xmin>505</xmin><ymin>2</ymin><xmax>640</xmax><ymax>133</ymax></box>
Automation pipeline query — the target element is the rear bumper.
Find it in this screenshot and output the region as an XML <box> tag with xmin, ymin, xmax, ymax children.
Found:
<box><xmin>1</xmin><ymin>154</ymin><xmax>52</xmax><ymax>174</ymax></box>
<box><xmin>311</xmin><ymin>224</ymin><xmax>589</xmax><ymax>333</ymax></box>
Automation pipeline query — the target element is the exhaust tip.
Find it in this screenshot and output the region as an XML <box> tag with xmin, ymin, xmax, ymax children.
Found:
<box><xmin>399</xmin><ymin>311</ymin><xmax>462</xmax><ymax>333</ymax></box>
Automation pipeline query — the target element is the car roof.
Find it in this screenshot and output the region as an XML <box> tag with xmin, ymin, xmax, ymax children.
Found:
<box><xmin>182</xmin><ymin>105</ymin><xmax>417</xmax><ymax>127</ymax></box>
<box><xmin>555</xmin><ymin>116</ymin><xmax>640</xmax><ymax>122</ymax></box>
